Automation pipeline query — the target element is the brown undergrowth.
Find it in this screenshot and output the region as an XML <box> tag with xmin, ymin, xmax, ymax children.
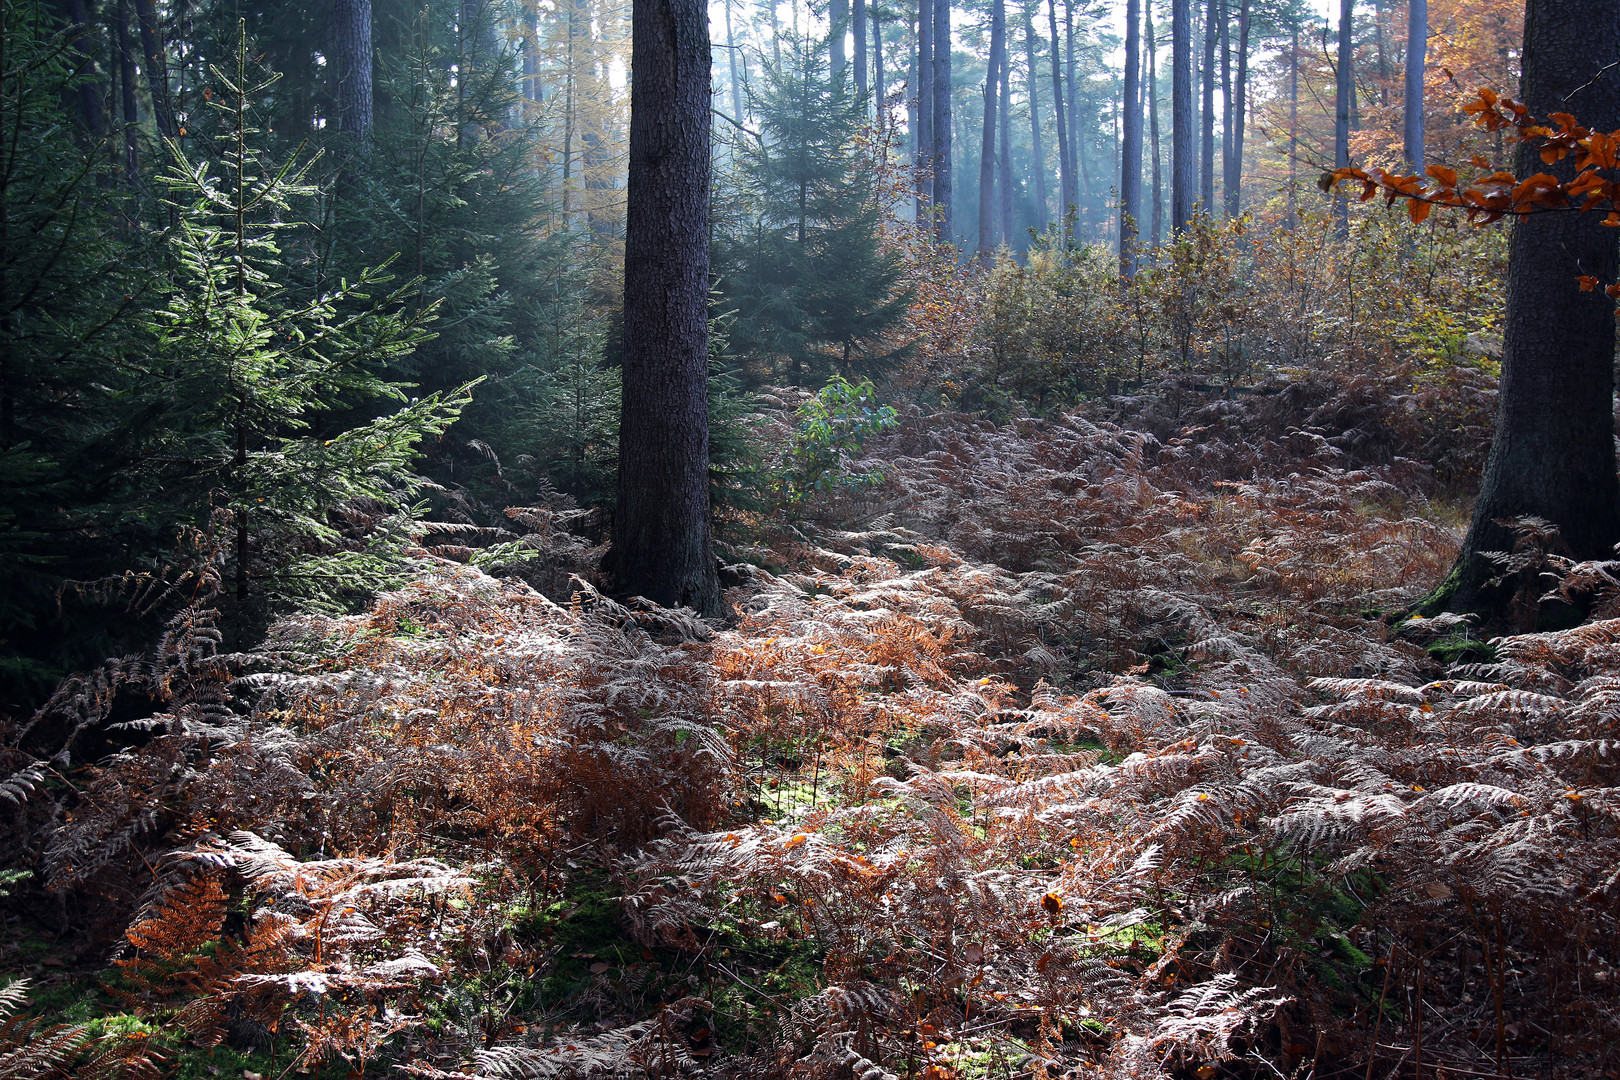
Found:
<box><xmin>4</xmin><ymin>403</ymin><xmax>1619</xmax><ymax>1080</ymax></box>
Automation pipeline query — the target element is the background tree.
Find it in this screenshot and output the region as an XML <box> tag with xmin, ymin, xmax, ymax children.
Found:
<box><xmin>1171</xmin><ymin>0</ymin><xmax>1194</xmax><ymax>230</ymax></box>
<box><xmin>1120</xmin><ymin>0</ymin><xmax>1142</xmax><ymax>273</ymax></box>
<box><xmin>1405</xmin><ymin>0</ymin><xmax>1426</xmax><ymax>169</ymax></box>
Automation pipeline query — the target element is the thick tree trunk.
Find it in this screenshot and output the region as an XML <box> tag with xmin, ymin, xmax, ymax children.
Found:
<box><xmin>977</xmin><ymin>0</ymin><xmax>1004</xmax><ymax>259</ymax></box>
<box><xmin>1404</xmin><ymin>0</ymin><xmax>1426</xmax><ymax>170</ymax></box>
<box><xmin>831</xmin><ymin>0</ymin><xmax>848</xmax><ymax>83</ymax></box>
<box><xmin>612</xmin><ymin>0</ymin><xmax>721</xmax><ymax>615</ymax></box>
<box><xmin>1025</xmin><ymin>8</ymin><xmax>1048</xmax><ymax>231</ymax></box>
<box><xmin>932</xmin><ymin>0</ymin><xmax>952</xmax><ymax>243</ymax></box>
<box><xmin>1333</xmin><ymin>0</ymin><xmax>1353</xmax><ymax>236</ymax></box>
<box><xmin>1439</xmin><ymin>0</ymin><xmax>1620</xmax><ymax>620</ymax></box>
<box><xmin>1148</xmin><ymin>3</ymin><xmax>1161</xmax><ymax>248</ymax></box>
<box><xmin>1199</xmin><ymin>0</ymin><xmax>1215</xmax><ymax>213</ymax></box>
<box><xmin>854</xmin><ymin>0</ymin><xmax>868</xmax><ymax>101</ymax></box>
<box><xmin>334</xmin><ymin>0</ymin><xmax>374</xmax><ymax>138</ymax></box>
<box><xmin>1120</xmin><ymin>0</ymin><xmax>1141</xmax><ymax>275</ymax></box>
<box><xmin>1170</xmin><ymin>0</ymin><xmax>1193</xmax><ymax>231</ymax></box>
<box><xmin>1046</xmin><ymin>0</ymin><xmax>1073</xmax><ymax>237</ymax></box>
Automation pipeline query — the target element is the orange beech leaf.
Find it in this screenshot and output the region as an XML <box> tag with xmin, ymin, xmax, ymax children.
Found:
<box><xmin>1426</xmin><ymin>165</ymin><xmax>1459</xmax><ymax>187</ymax></box>
<box><xmin>1409</xmin><ymin>199</ymin><xmax>1433</xmax><ymax>225</ymax></box>
<box><xmin>1607</xmin><ymin>284</ymin><xmax>1620</xmax><ymax>299</ymax></box>
<box><xmin>1579</xmin><ymin>275</ymin><xmax>1601</xmax><ymax>292</ymax></box>
<box><xmin>1471</xmin><ymin>154</ymin><xmax>1491</xmax><ymax>168</ymax></box>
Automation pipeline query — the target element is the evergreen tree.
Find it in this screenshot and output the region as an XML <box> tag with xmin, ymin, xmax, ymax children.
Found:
<box><xmin>715</xmin><ymin>32</ymin><xmax>909</xmax><ymax>384</ymax></box>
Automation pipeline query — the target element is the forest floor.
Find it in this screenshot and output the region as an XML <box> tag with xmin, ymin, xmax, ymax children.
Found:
<box><xmin>9</xmin><ymin>383</ymin><xmax>1620</xmax><ymax>1080</ymax></box>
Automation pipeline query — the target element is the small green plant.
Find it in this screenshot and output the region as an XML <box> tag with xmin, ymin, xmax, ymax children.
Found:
<box><xmin>783</xmin><ymin>377</ymin><xmax>898</xmax><ymax>502</ymax></box>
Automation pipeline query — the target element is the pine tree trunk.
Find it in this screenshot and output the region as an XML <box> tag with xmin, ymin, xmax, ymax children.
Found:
<box><xmin>62</xmin><ymin>0</ymin><xmax>105</xmax><ymax>139</ymax></box>
<box><xmin>1064</xmin><ymin>3</ymin><xmax>1079</xmax><ymax>226</ymax></box>
<box><xmin>831</xmin><ymin>0</ymin><xmax>848</xmax><ymax>82</ymax></box>
<box><xmin>918</xmin><ymin>0</ymin><xmax>934</xmax><ymax>214</ymax></box>
<box><xmin>334</xmin><ymin>0</ymin><xmax>373</xmax><ymax>138</ymax></box>
<box><xmin>1170</xmin><ymin>0</ymin><xmax>1193</xmax><ymax>231</ymax></box>
<box><xmin>1120</xmin><ymin>0</ymin><xmax>1142</xmax><ymax>275</ymax></box>
<box><xmin>1404</xmin><ymin>0</ymin><xmax>1426</xmax><ymax>170</ymax></box>
<box><xmin>932</xmin><ymin>0</ymin><xmax>952</xmax><ymax>243</ymax></box>
<box><xmin>874</xmin><ymin>10</ymin><xmax>884</xmax><ymax>111</ymax></box>
<box><xmin>612</xmin><ymin>0</ymin><xmax>720</xmax><ymax>615</ymax></box>
<box><xmin>1218</xmin><ymin>0</ymin><xmax>1232</xmax><ymax>217</ymax></box>
<box><xmin>1287</xmin><ymin>16</ymin><xmax>1298</xmax><ymax>224</ymax></box>
<box><xmin>977</xmin><ymin>0</ymin><xmax>1004</xmax><ymax>259</ymax></box>
<box><xmin>997</xmin><ymin>19</ymin><xmax>1013</xmax><ymax>247</ymax></box>
<box><xmin>1439</xmin><ymin>0</ymin><xmax>1620</xmax><ymax>619</ymax></box>
<box><xmin>133</xmin><ymin>0</ymin><xmax>174</xmax><ymax>138</ymax></box>
<box><xmin>1199</xmin><ymin>0</ymin><xmax>1215</xmax><ymax>213</ymax></box>
<box><xmin>1148</xmin><ymin>3</ymin><xmax>1162</xmax><ymax>248</ymax></box>
<box><xmin>726</xmin><ymin>0</ymin><xmax>744</xmax><ymax>122</ymax></box>
<box><xmin>1226</xmin><ymin>0</ymin><xmax>1249</xmax><ymax>218</ymax></box>
<box><xmin>1046</xmin><ymin>0</ymin><xmax>1072</xmax><ymax>237</ymax></box>
<box><xmin>1334</xmin><ymin>0</ymin><xmax>1353</xmax><ymax>236</ymax></box>
<box><xmin>1025</xmin><ymin>8</ymin><xmax>1048</xmax><ymax>231</ymax></box>
<box><xmin>854</xmin><ymin>0</ymin><xmax>868</xmax><ymax>101</ymax></box>
<box><xmin>116</xmin><ymin>0</ymin><xmax>139</xmax><ymax>186</ymax></box>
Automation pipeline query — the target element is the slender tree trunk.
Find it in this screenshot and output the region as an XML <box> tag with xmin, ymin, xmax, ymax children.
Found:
<box><xmin>1046</xmin><ymin>0</ymin><xmax>1072</xmax><ymax>238</ymax></box>
<box><xmin>1404</xmin><ymin>0</ymin><xmax>1426</xmax><ymax>170</ymax></box>
<box><xmin>1064</xmin><ymin>2</ymin><xmax>1079</xmax><ymax>226</ymax></box>
<box><xmin>613</xmin><ymin>0</ymin><xmax>720</xmax><ymax>615</ymax></box>
<box><xmin>1441</xmin><ymin>0</ymin><xmax>1620</xmax><ymax>619</ymax></box>
<box><xmin>932</xmin><ymin>0</ymin><xmax>953</xmax><ymax>242</ymax></box>
<box><xmin>62</xmin><ymin>0</ymin><xmax>105</xmax><ymax>139</ymax></box>
<box><xmin>138</xmin><ymin>1</ymin><xmax>176</xmax><ymax>142</ymax></box>
<box><xmin>1372</xmin><ymin>0</ymin><xmax>1389</xmax><ymax>104</ymax></box>
<box><xmin>832</xmin><ymin>0</ymin><xmax>848</xmax><ymax>83</ymax></box>
<box><xmin>1200</xmin><ymin>0</ymin><xmax>1216</xmax><ymax>213</ymax></box>
<box><xmin>997</xmin><ymin>15</ymin><xmax>1013</xmax><ymax>246</ymax></box>
<box><xmin>1334</xmin><ymin>0</ymin><xmax>1353</xmax><ymax>236</ymax></box>
<box><xmin>1218</xmin><ymin>0</ymin><xmax>1232</xmax><ymax>217</ymax></box>
<box><xmin>1227</xmin><ymin>0</ymin><xmax>1249</xmax><ymax>218</ymax></box>
<box><xmin>726</xmin><ymin>0</ymin><xmax>744</xmax><ymax>122</ymax></box>
<box><xmin>116</xmin><ymin>0</ymin><xmax>139</xmax><ymax>186</ymax></box>
<box><xmin>1171</xmin><ymin>0</ymin><xmax>1193</xmax><ymax>230</ymax></box>
<box><xmin>524</xmin><ymin>0</ymin><xmax>542</xmax><ymax>109</ymax></box>
<box><xmin>1148</xmin><ymin>3</ymin><xmax>1161</xmax><ymax>248</ymax></box>
<box><xmin>855</xmin><ymin>0</ymin><xmax>868</xmax><ymax>101</ymax></box>
<box><xmin>1025</xmin><ymin>7</ymin><xmax>1048</xmax><ymax>231</ymax></box>
<box><xmin>1287</xmin><ymin>16</ymin><xmax>1298</xmax><ymax>224</ymax></box>
<box><xmin>977</xmin><ymin>0</ymin><xmax>1004</xmax><ymax>259</ymax></box>
<box><xmin>1120</xmin><ymin>0</ymin><xmax>1142</xmax><ymax>275</ymax></box>
<box><xmin>874</xmin><ymin>9</ymin><xmax>885</xmax><ymax>110</ymax></box>
<box><xmin>918</xmin><ymin>0</ymin><xmax>934</xmax><ymax>214</ymax></box>
<box><xmin>334</xmin><ymin>0</ymin><xmax>374</xmax><ymax>138</ymax></box>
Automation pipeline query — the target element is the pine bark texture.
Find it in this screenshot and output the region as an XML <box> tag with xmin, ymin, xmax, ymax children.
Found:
<box><xmin>1119</xmin><ymin>0</ymin><xmax>1141</xmax><ymax>274</ymax></box>
<box><xmin>1170</xmin><ymin>0</ymin><xmax>1193</xmax><ymax>231</ymax></box>
<box><xmin>1404</xmin><ymin>0</ymin><xmax>1426</xmax><ymax>169</ymax></box>
<box><xmin>996</xmin><ymin>26</ymin><xmax>1013</xmax><ymax>246</ymax></box>
<box><xmin>612</xmin><ymin>0</ymin><xmax>720</xmax><ymax>615</ymax></box>
<box><xmin>334</xmin><ymin>0</ymin><xmax>374</xmax><ymax>138</ymax></box>
<box><xmin>1225</xmin><ymin>0</ymin><xmax>1249</xmax><ymax>218</ymax></box>
<box><xmin>1445</xmin><ymin>0</ymin><xmax>1620</xmax><ymax>616</ymax></box>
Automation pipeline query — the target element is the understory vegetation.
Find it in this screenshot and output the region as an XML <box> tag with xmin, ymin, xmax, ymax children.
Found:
<box><xmin>9</xmin><ymin>290</ymin><xmax>1620</xmax><ymax>1077</ymax></box>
